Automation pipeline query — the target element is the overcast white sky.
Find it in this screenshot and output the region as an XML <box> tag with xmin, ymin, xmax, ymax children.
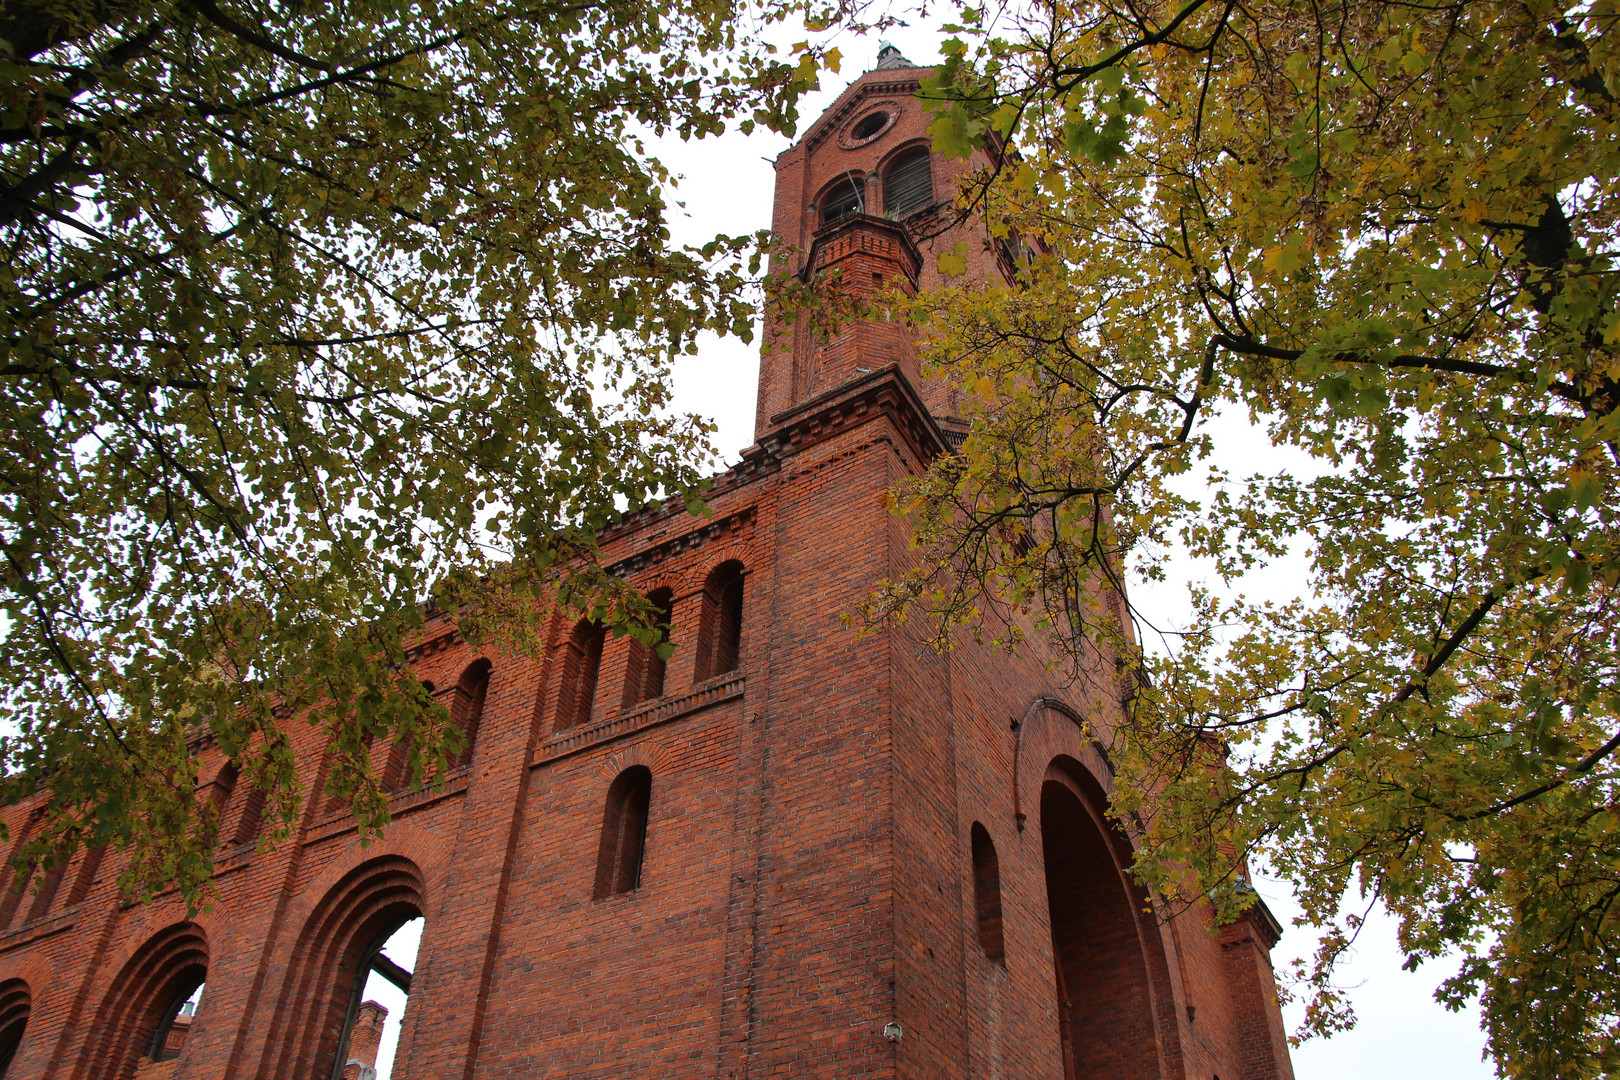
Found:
<box><xmin>652</xmin><ymin>26</ymin><xmax>1499</xmax><ymax>1080</ymax></box>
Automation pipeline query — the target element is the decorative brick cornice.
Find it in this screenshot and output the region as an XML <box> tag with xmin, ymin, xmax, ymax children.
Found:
<box><xmin>1219</xmin><ymin>893</ymin><xmax>1285</xmax><ymax>951</ymax></box>
<box><xmin>535</xmin><ymin>671</ymin><xmax>745</xmax><ymax>765</ymax></box>
<box><xmin>405</xmin><ymin>627</ymin><xmax>463</xmax><ymax>663</ymax></box>
<box><xmin>755</xmin><ymin>363</ymin><xmax>949</xmax><ymax>468</ymax></box>
<box><xmin>0</xmin><ymin>906</ymin><xmax>75</xmax><ymax>954</ymax></box>
<box><xmin>605</xmin><ymin>506</ymin><xmax>758</xmax><ymax>579</ymax></box>
<box><xmin>301</xmin><ymin>764</ymin><xmax>472</xmax><ymax>845</ymax></box>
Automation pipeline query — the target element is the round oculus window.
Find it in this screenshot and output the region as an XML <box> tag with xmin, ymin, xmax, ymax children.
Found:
<box><xmin>840</xmin><ymin>104</ymin><xmax>900</xmax><ymax>148</ymax></box>
<box><xmin>851</xmin><ymin>111</ymin><xmax>889</xmax><ymax>141</ymax></box>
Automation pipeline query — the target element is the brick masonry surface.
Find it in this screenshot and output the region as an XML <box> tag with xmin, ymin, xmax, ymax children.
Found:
<box><xmin>0</xmin><ymin>56</ymin><xmax>1296</xmax><ymax>1080</ymax></box>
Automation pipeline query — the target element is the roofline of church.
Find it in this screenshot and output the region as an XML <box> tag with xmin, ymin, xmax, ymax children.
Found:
<box><xmin>788</xmin><ymin>62</ymin><xmax>937</xmax><ymax>160</ymax></box>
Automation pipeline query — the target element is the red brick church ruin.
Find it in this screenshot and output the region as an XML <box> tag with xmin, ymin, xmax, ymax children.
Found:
<box><xmin>0</xmin><ymin>48</ymin><xmax>1294</xmax><ymax>1080</ymax></box>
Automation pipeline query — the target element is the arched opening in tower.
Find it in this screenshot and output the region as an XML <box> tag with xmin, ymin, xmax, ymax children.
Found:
<box><xmin>1041</xmin><ymin>775</ymin><xmax>1161</xmax><ymax>1079</ymax></box>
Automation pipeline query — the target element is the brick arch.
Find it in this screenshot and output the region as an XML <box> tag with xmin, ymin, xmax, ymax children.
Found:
<box><xmin>812</xmin><ymin>171</ymin><xmax>869</xmax><ymax>220</ymax></box>
<box><xmin>873</xmin><ymin>136</ymin><xmax>933</xmax><ymax>175</ymax></box>
<box><xmin>632</xmin><ymin>568</ymin><xmax>683</xmax><ymax>598</ymax></box>
<box><xmin>1010</xmin><ymin>696</ymin><xmax>1128</xmax><ymax>828</ymax></box>
<box><xmin>1039</xmin><ymin>754</ymin><xmax>1186</xmax><ymax>1080</ymax></box>
<box><xmin>72</xmin><ymin>921</ymin><xmax>208</xmax><ymax>1080</ymax></box>
<box><xmin>596</xmin><ymin>739</ymin><xmax>675</xmax><ymax>783</ymax></box>
<box><xmin>0</xmin><ymin>953</ymin><xmax>50</xmax><ymax>997</ymax></box>
<box><xmin>285</xmin><ymin>826</ymin><xmax>448</xmax><ymax>933</ymax></box>
<box><xmin>677</xmin><ymin>542</ymin><xmax>759</xmax><ymax>597</ymax></box>
<box><xmin>258</xmin><ymin>853</ymin><xmax>430</xmax><ymax>1078</ymax></box>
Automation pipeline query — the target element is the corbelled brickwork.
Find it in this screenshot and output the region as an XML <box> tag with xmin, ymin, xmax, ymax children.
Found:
<box><xmin>0</xmin><ymin>50</ymin><xmax>1294</xmax><ymax>1080</ymax></box>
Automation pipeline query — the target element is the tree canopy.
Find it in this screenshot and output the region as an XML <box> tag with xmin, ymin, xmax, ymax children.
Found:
<box><xmin>875</xmin><ymin>0</ymin><xmax>1620</xmax><ymax>1073</ymax></box>
<box><xmin>0</xmin><ymin>0</ymin><xmax>826</xmax><ymax>906</ymax></box>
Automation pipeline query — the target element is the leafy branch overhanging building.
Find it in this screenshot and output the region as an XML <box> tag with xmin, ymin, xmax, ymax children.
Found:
<box><xmin>0</xmin><ymin>49</ymin><xmax>1296</xmax><ymax>1080</ymax></box>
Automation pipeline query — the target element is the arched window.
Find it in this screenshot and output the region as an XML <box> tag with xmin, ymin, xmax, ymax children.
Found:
<box><xmin>883</xmin><ymin>150</ymin><xmax>934</xmax><ymax>218</ymax></box>
<box><xmin>19</xmin><ymin>859</ymin><xmax>66</xmax><ymax>926</ymax></box>
<box><xmin>231</xmin><ymin>786</ymin><xmax>267</xmax><ymax>847</ymax></box>
<box><xmin>622</xmin><ymin>588</ymin><xmax>675</xmax><ymax>708</ymax></box>
<box><xmin>326</xmin><ymin>732</ymin><xmax>376</xmax><ymax>813</ymax></box>
<box><xmin>556</xmin><ymin>619</ymin><xmax>606</xmax><ymax>731</ymax></box>
<box><xmin>452</xmin><ymin>660</ymin><xmax>492</xmax><ymax>767</ymax></box>
<box><xmin>594</xmin><ymin>766</ymin><xmax>652</xmax><ymax>899</ymax></box>
<box><xmin>149</xmin><ymin>977</ymin><xmax>205</xmax><ymax>1062</ymax></box>
<box><xmin>819</xmin><ymin>176</ymin><xmax>864</xmax><ymax>224</ymax></box>
<box><xmin>971</xmin><ymin>822</ymin><xmax>1006</xmax><ymax>962</ymax></box>
<box><xmin>0</xmin><ymin>811</ymin><xmax>40</xmax><ymax>931</ymax></box>
<box><xmin>695</xmin><ymin>562</ymin><xmax>744</xmax><ymax>681</ymax></box>
<box><xmin>67</xmin><ymin>844</ymin><xmax>106</xmax><ymax>904</ymax></box>
<box><xmin>333</xmin><ymin>916</ymin><xmax>422</xmax><ymax>1080</ymax></box>
<box><xmin>80</xmin><ymin>922</ymin><xmax>208</xmax><ymax>1079</ymax></box>
<box><xmin>259</xmin><ymin>855</ymin><xmax>427</xmax><ymax>1079</ymax></box>
<box><xmin>0</xmin><ymin>980</ymin><xmax>29</xmax><ymax>1078</ymax></box>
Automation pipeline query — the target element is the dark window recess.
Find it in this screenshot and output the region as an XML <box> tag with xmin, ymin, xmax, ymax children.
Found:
<box><xmin>556</xmin><ymin>619</ymin><xmax>606</xmax><ymax>730</ymax></box>
<box><xmin>695</xmin><ymin>561</ymin><xmax>744</xmax><ymax>680</ymax></box>
<box><xmin>453</xmin><ymin>659</ymin><xmax>492</xmax><ymax>767</ymax></box>
<box><xmin>884</xmin><ymin>152</ymin><xmax>934</xmax><ymax>218</ymax></box>
<box><xmin>623</xmin><ymin>588</ymin><xmax>675</xmax><ymax>708</ymax></box>
<box><xmin>820</xmin><ymin>178</ymin><xmax>864</xmax><ymax>224</ymax></box>
<box><xmin>971</xmin><ymin>823</ymin><xmax>1006</xmax><ymax>962</ymax></box>
<box><xmin>150</xmin><ymin>978</ymin><xmax>205</xmax><ymax>1063</ymax></box>
<box><xmin>0</xmin><ymin>981</ymin><xmax>28</xmax><ymax>1079</ymax></box>
<box><xmin>231</xmin><ymin>787</ymin><xmax>266</xmax><ymax>847</ymax></box>
<box><xmin>851</xmin><ymin>110</ymin><xmax>889</xmax><ymax>140</ymax></box>
<box><xmin>20</xmin><ymin>862</ymin><xmax>65</xmax><ymax>926</ymax></box>
<box><xmin>595</xmin><ymin>766</ymin><xmax>652</xmax><ymax>898</ymax></box>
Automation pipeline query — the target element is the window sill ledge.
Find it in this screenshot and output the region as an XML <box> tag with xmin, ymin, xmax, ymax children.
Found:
<box><xmin>536</xmin><ymin>671</ymin><xmax>746</xmax><ymax>765</ymax></box>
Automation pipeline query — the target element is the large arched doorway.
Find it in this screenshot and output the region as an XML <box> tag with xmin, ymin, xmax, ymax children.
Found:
<box><xmin>1041</xmin><ymin>765</ymin><xmax>1165</xmax><ymax>1079</ymax></box>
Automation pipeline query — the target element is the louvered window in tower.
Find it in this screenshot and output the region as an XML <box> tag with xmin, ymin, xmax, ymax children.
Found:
<box><xmin>820</xmin><ymin>178</ymin><xmax>864</xmax><ymax>224</ymax></box>
<box><xmin>883</xmin><ymin>151</ymin><xmax>933</xmax><ymax>218</ymax></box>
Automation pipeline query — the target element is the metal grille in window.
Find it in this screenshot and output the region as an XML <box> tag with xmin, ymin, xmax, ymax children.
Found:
<box><xmin>883</xmin><ymin>153</ymin><xmax>933</xmax><ymax>218</ymax></box>
<box><xmin>821</xmin><ymin>179</ymin><xmax>863</xmax><ymax>224</ymax></box>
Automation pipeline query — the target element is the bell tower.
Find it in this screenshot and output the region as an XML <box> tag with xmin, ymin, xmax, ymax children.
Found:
<box><xmin>755</xmin><ymin>45</ymin><xmax>1006</xmax><ymax>438</ymax></box>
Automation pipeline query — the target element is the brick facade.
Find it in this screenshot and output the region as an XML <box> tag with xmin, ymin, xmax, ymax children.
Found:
<box><xmin>0</xmin><ymin>52</ymin><xmax>1294</xmax><ymax>1080</ymax></box>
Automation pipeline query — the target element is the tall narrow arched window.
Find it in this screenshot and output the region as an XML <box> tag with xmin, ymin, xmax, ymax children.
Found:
<box><xmin>231</xmin><ymin>786</ymin><xmax>267</xmax><ymax>848</ymax></box>
<box><xmin>0</xmin><ymin>980</ymin><xmax>28</xmax><ymax>1079</ymax></box>
<box><xmin>883</xmin><ymin>150</ymin><xmax>934</xmax><ymax>218</ymax></box>
<box><xmin>326</xmin><ymin>732</ymin><xmax>376</xmax><ymax>813</ymax></box>
<box><xmin>67</xmin><ymin>843</ymin><xmax>105</xmax><ymax>905</ymax></box>
<box><xmin>695</xmin><ymin>561</ymin><xmax>744</xmax><ymax>681</ymax></box>
<box><xmin>622</xmin><ymin>588</ymin><xmax>675</xmax><ymax>708</ymax></box>
<box><xmin>971</xmin><ymin>822</ymin><xmax>1006</xmax><ymax>962</ymax></box>
<box><xmin>556</xmin><ymin>619</ymin><xmax>606</xmax><ymax>731</ymax></box>
<box><xmin>453</xmin><ymin>660</ymin><xmax>492</xmax><ymax>767</ymax></box>
<box><xmin>19</xmin><ymin>860</ymin><xmax>65</xmax><ymax>925</ymax></box>
<box><xmin>0</xmin><ymin>812</ymin><xmax>40</xmax><ymax>931</ymax></box>
<box><xmin>819</xmin><ymin>176</ymin><xmax>864</xmax><ymax>224</ymax></box>
<box><xmin>332</xmin><ymin>916</ymin><xmax>422</xmax><ymax>1080</ymax></box>
<box><xmin>594</xmin><ymin>766</ymin><xmax>652</xmax><ymax>899</ymax></box>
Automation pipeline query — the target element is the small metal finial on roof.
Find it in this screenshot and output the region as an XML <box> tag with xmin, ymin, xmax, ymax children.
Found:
<box><xmin>874</xmin><ymin>43</ymin><xmax>915</xmax><ymax>70</ymax></box>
